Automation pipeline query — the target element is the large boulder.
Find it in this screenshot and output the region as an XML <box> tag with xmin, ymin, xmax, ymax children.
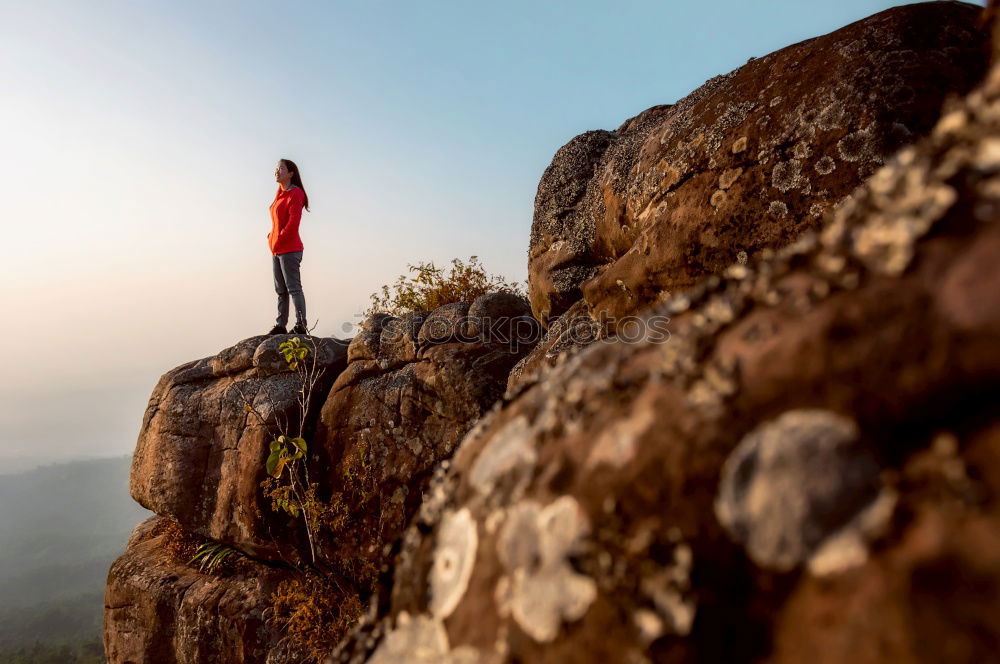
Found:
<box><xmin>528</xmin><ymin>2</ymin><xmax>988</xmax><ymax>326</ymax></box>
<box><xmin>332</xmin><ymin>35</ymin><xmax>1000</xmax><ymax>662</ymax></box>
<box><xmin>104</xmin><ymin>516</ymin><xmax>297</xmax><ymax>664</ymax></box>
<box><xmin>129</xmin><ymin>335</ymin><xmax>349</xmax><ymax>561</ymax></box>
<box><xmin>310</xmin><ymin>297</ymin><xmax>537</xmax><ymax>592</ymax></box>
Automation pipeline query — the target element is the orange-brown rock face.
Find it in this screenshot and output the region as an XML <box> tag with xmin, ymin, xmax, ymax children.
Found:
<box><xmin>333</xmin><ymin>17</ymin><xmax>1000</xmax><ymax>662</ymax></box>
<box><xmin>107</xmin><ymin>299</ymin><xmax>534</xmax><ymax>663</ymax></box>
<box><xmin>128</xmin><ymin>335</ymin><xmax>349</xmax><ymax>562</ymax></box>
<box><xmin>528</xmin><ymin>2</ymin><xmax>988</xmax><ymax>328</ymax></box>
<box><xmin>104</xmin><ymin>517</ymin><xmax>294</xmax><ymax>664</ymax></box>
<box><xmin>311</xmin><ymin>293</ymin><xmax>536</xmax><ymax>589</ymax></box>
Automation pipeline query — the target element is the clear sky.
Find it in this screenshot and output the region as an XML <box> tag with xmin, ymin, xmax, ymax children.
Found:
<box><xmin>0</xmin><ymin>0</ymin><xmax>983</xmax><ymax>471</ymax></box>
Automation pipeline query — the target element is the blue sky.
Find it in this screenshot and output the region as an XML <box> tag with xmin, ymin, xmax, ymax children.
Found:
<box><xmin>0</xmin><ymin>0</ymin><xmax>983</xmax><ymax>469</ymax></box>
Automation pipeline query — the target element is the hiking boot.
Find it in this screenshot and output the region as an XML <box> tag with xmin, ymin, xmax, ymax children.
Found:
<box><xmin>290</xmin><ymin>321</ymin><xmax>309</xmax><ymax>335</ymax></box>
<box><xmin>268</xmin><ymin>324</ymin><xmax>287</xmax><ymax>335</ymax></box>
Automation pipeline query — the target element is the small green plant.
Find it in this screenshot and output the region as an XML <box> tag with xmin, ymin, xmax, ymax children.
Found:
<box><xmin>190</xmin><ymin>541</ymin><xmax>239</xmax><ymax>574</ymax></box>
<box><xmin>266</xmin><ymin>435</ymin><xmax>307</xmax><ymax>480</ymax></box>
<box><xmin>279</xmin><ymin>336</ymin><xmax>309</xmax><ymax>371</ymax></box>
<box><xmin>365</xmin><ymin>255</ymin><xmax>525</xmax><ymax>315</ymax></box>
<box><xmin>235</xmin><ymin>330</ymin><xmax>329</xmax><ymax>565</ymax></box>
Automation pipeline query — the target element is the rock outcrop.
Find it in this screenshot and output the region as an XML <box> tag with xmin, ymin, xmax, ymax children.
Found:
<box><xmin>309</xmin><ymin>294</ymin><xmax>536</xmax><ymax>589</ymax></box>
<box><xmin>129</xmin><ymin>335</ymin><xmax>350</xmax><ymax>562</ymax></box>
<box><xmin>528</xmin><ymin>1</ymin><xmax>986</xmax><ymax>329</ymax></box>
<box><xmin>108</xmin><ymin>303</ymin><xmax>534</xmax><ymax>662</ymax></box>
<box><xmin>108</xmin><ymin>3</ymin><xmax>1000</xmax><ymax>663</ymax></box>
<box><xmin>105</xmin><ymin>516</ymin><xmax>293</xmax><ymax>664</ymax></box>
<box><xmin>330</xmin><ymin>4</ymin><xmax>1000</xmax><ymax>662</ymax></box>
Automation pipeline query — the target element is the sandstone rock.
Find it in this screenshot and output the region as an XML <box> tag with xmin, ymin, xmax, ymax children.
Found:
<box><xmin>129</xmin><ymin>335</ymin><xmax>349</xmax><ymax>561</ymax></box>
<box><xmin>528</xmin><ymin>2</ymin><xmax>988</xmax><ymax>326</ymax></box>
<box><xmin>529</xmin><ymin>109</ymin><xmax>671</xmax><ymax>324</ymax></box>
<box><xmin>310</xmin><ymin>298</ymin><xmax>536</xmax><ymax>591</ymax></box>
<box><xmin>112</xmin><ymin>5</ymin><xmax>1000</xmax><ymax>663</ymax></box>
<box><xmin>104</xmin><ymin>516</ymin><xmax>296</xmax><ymax>664</ymax></box>
<box><xmin>417</xmin><ymin>302</ymin><xmax>472</xmax><ymax>346</ymax></box>
<box><xmin>379</xmin><ymin>310</ymin><xmax>430</xmax><ymax>367</ymax></box>
<box><xmin>465</xmin><ymin>292</ymin><xmax>537</xmax><ymax>347</ymax></box>
<box><xmin>348</xmin><ymin>313</ymin><xmax>395</xmax><ymax>363</ymax></box>
<box><xmin>335</xmin><ymin>29</ymin><xmax>1000</xmax><ymax>660</ymax></box>
<box><xmin>506</xmin><ymin>299</ymin><xmax>602</xmax><ymax>394</ymax></box>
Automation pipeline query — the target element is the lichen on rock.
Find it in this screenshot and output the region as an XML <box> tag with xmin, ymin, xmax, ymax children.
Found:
<box><xmin>714</xmin><ymin>409</ymin><xmax>883</xmax><ymax>571</ymax></box>
<box><xmin>495</xmin><ymin>496</ymin><xmax>598</xmax><ymax>642</ymax></box>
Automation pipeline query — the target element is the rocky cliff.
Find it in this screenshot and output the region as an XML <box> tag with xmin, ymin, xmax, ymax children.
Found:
<box><xmin>106</xmin><ymin>3</ymin><xmax>1000</xmax><ymax>663</ymax></box>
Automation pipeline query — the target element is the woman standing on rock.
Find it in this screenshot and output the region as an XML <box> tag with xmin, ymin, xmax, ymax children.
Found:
<box><xmin>267</xmin><ymin>158</ymin><xmax>310</xmax><ymax>335</ymax></box>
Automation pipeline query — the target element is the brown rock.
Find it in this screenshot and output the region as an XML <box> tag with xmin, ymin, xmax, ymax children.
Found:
<box><xmin>465</xmin><ymin>292</ymin><xmax>536</xmax><ymax>346</ymax></box>
<box><xmin>338</xmin><ymin>33</ymin><xmax>1000</xmax><ymax>662</ymax></box>
<box><xmin>417</xmin><ymin>301</ymin><xmax>473</xmax><ymax>346</ymax></box>
<box><xmin>129</xmin><ymin>335</ymin><xmax>349</xmax><ymax>561</ymax></box>
<box><xmin>528</xmin><ymin>2</ymin><xmax>988</xmax><ymax>326</ymax></box>
<box><xmin>506</xmin><ymin>299</ymin><xmax>602</xmax><ymax>395</ymax></box>
<box><xmin>379</xmin><ymin>310</ymin><xmax>430</xmax><ymax>367</ymax></box>
<box><xmin>311</xmin><ymin>302</ymin><xmax>535</xmax><ymax>591</ymax></box>
<box><xmin>348</xmin><ymin>313</ymin><xmax>395</xmax><ymax>363</ymax></box>
<box><xmin>104</xmin><ymin>516</ymin><xmax>296</xmax><ymax>664</ymax></box>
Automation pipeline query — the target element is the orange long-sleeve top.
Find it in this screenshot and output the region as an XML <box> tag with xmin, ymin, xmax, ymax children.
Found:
<box><xmin>268</xmin><ymin>185</ymin><xmax>306</xmax><ymax>255</ymax></box>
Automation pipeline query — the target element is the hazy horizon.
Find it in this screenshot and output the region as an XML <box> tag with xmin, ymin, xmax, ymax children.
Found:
<box><xmin>1</xmin><ymin>0</ymin><xmax>984</xmax><ymax>470</ymax></box>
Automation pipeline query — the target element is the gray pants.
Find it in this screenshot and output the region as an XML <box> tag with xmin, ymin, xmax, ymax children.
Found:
<box><xmin>273</xmin><ymin>251</ymin><xmax>306</xmax><ymax>327</ymax></box>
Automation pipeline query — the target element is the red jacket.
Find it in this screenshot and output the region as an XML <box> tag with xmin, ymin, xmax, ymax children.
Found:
<box><xmin>268</xmin><ymin>185</ymin><xmax>305</xmax><ymax>255</ymax></box>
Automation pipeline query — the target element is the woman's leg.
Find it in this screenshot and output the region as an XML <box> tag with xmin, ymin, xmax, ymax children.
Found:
<box><xmin>273</xmin><ymin>254</ymin><xmax>290</xmax><ymax>327</ymax></box>
<box><xmin>278</xmin><ymin>251</ymin><xmax>307</xmax><ymax>328</ymax></box>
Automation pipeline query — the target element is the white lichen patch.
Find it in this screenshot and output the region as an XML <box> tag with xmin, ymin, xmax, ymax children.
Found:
<box><xmin>815</xmin><ymin>155</ymin><xmax>836</xmax><ymax>175</ymax></box>
<box><xmin>772</xmin><ymin>159</ymin><xmax>805</xmax><ymax>192</ymax></box>
<box><xmin>586</xmin><ymin>406</ymin><xmax>656</xmax><ymax>469</ymax></box>
<box><xmin>768</xmin><ymin>200</ymin><xmax>788</xmax><ymax>217</ymax></box>
<box><xmin>429</xmin><ymin>508</ymin><xmax>478</xmax><ymax>619</ymax></box>
<box><xmin>934</xmin><ymin>109</ymin><xmax>967</xmax><ymax>137</ymax></box>
<box><xmin>495</xmin><ymin>496</ymin><xmax>598</xmax><ymax>642</ymax></box>
<box><xmin>849</xmin><ymin>172</ymin><xmax>957</xmax><ymax>276</ymax></box>
<box><xmin>640</xmin><ymin>542</ymin><xmax>696</xmax><ymax>636</ymax></box>
<box><xmin>816</xmin><ymin>100</ymin><xmax>848</xmax><ymax>131</ymax></box>
<box><xmin>710</xmin><ymin>190</ymin><xmax>727</xmax><ymax>208</ymax></box>
<box><xmin>719</xmin><ymin>167</ymin><xmax>743</xmax><ymax>190</ymax></box>
<box><xmin>633</xmin><ymin>609</ymin><xmax>664</xmax><ymax>644</ymax></box>
<box><xmin>975</xmin><ymin>137</ymin><xmax>1000</xmax><ymax>171</ymax></box>
<box><xmin>837</xmin><ymin>123</ymin><xmax>877</xmax><ymax>162</ymax></box>
<box><xmin>469</xmin><ymin>415</ymin><xmax>538</xmax><ymax>500</ymax></box>
<box><xmin>792</xmin><ymin>142</ymin><xmax>812</xmax><ymax>159</ymax></box>
<box><xmin>714</xmin><ymin>409</ymin><xmax>882</xmax><ymax>571</ymax></box>
<box><xmin>368</xmin><ymin>612</ymin><xmax>480</xmax><ymax>664</ymax></box>
<box><xmin>687</xmin><ymin>357</ymin><xmax>739</xmax><ymax>415</ymax></box>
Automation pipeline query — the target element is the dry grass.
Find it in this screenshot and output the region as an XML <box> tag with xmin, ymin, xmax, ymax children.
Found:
<box><xmin>270</xmin><ymin>572</ymin><xmax>364</xmax><ymax>663</ymax></box>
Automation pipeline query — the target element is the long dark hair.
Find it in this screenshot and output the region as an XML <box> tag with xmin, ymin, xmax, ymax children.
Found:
<box><xmin>280</xmin><ymin>158</ymin><xmax>310</xmax><ymax>212</ymax></box>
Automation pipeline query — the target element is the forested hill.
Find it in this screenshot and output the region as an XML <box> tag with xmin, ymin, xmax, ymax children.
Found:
<box><xmin>0</xmin><ymin>456</ymin><xmax>150</xmax><ymax>657</ymax></box>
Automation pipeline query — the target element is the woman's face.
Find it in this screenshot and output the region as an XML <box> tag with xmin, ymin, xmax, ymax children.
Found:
<box><xmin>275</xmin><ymin>161</ymin><xmax>292</xmax><ymax>183</ymax></box>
